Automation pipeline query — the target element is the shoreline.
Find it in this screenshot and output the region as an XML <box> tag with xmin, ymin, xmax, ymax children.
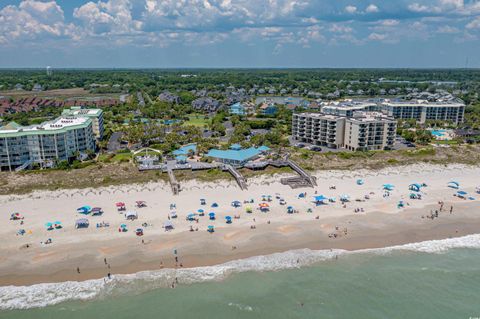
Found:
<box><xmin>1</xmin><ymin>202</ymin><xmax>479</xmax><ymax>287</ymax></box>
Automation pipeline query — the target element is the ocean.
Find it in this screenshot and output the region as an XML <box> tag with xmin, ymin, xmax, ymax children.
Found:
<box><xmin>1</xmin><ymin>235</ymin><xmax>480</xmax><ymax>319</ymax></box>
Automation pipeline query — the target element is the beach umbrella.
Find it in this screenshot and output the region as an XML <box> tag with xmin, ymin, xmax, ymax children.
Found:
<box><xmin>340</xmin><ymin>194</ymin><xmax>350</xmax><ymax>202</ymax></box>
<box><xmin>120</xmin><ymin>224</ymin><xmax>127</xmax><ymax>228</ymax></box>
<box><xmin>298</xmin><ymin>193</ymin><xmax>305</xmax><ymax>198</ymax></box>
<box><xmin>245</xmin><ymin>206</ymin><xmax>252</xmax><ymax>213</ymax></box>
<box><xmin>287</xmin><ymin>206</ymin><xmax>294</xmax><ymax>213</ymax></box>
<box><xmin>211</xmin><ymin>203</ymin><xmax>218</xmax><ymax>208</ymax></box>
<box><xmin>448</xmin><ymin>181</ymin><xmax>460</xmax><ymax>189</ymax></box>
<box><xmin>225</xmin><ymin>216</ymin><xmax>232</xmax><ymax>223</ymax></box>
<box><xmin>209</xmin><ymin>212</ymin><xmax>216</xmax><ymax>220</ymax></box>
<box><xmin>356</xmin><ymin>179</ymin><xmax>364</xmax><ymax>185</ymax></box>
<box><xmin>198</xmin><ymin>209</ymin><xmax>204</xmax><ymax>213</ymax></box>
<box><xmin>231</xmin><ymin>200</ymin><xmax>241</xmax><ymax>207</ymax></box>
<box><xmin>259</xmin><ymin>203</ymin><xmax>269</xmax><ymax>208</ymax></box>
<box><xmin>45</xmin><ymin>222</ymin><xmax>53</xmax><ymax>227</ymax></box>
<box><xmin>207</xmin><ymin>225</ymin><xmax>215</xmax><ymax>233</ymax></box>
<box><xmin>187</xmin><ymin>213</ymin><xmax>196</xmax><ymax>220</ymax></box>
<box><xmin>409</xmin><ymin>183</ymin><xmax>422</xmax><ymax>192</ymax></box>
<box><xmin>313</xmin><ymin>195</ymin><xmax>328</xmax><ymax>202</ymax></box>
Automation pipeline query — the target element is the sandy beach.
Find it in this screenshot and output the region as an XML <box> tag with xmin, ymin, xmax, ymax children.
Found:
<box><xmin>1</xmin><ymin>163</ymin><xmax>480</xmax><ymax>286</ymax></box>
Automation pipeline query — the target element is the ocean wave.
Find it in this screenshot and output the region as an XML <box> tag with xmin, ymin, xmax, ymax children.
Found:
<box><xmin>2</xmin><ymin>233</ymin><xmax>480</xmax><ymax>310</ymax></box>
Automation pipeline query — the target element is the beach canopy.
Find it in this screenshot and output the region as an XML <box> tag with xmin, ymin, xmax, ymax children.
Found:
<box><xmin>164</xmin><ymin>221</ymin><xmax>174</xmax><ymax>229</ymax></box>
<box><xmin>340</xmin><ymin>194</ymin><xmax>350</xmax><ymax>202</ymax></box>
<box><xmin>383</xmin><ymin>184</ymin><xmax>395</xmax><ymax>191</ymax></box>
<box><xmin>457</xmin><ymin>191</ymin><xmax>468</xmax><ymax>197</ymax></box>
<box><xmin>409</xmin><ymin>183</ymin><xmax>422</xmax><ymax>192</ymax></box>
<box><xmin>75</xmin><ymin>218</ymin><xmax>89</xmax><ymax>228</ymax></box>
<box><xmin>125</xmin><ymin>211</ymin><xmax>138</xmax><ymax>220</ymax></box>
<box><xmin>77</xmin><ymin>206</ymin><xmax>92</xmax><ymax>214</ymax></box>
<box><xmin>259</xmin><ymin>203</ymin><xmax>269</xmax><ymax>208</ymax></box>
<box><xmin>448</xmin><ymin>181</ymin><xmax>460</xmax><ymax>189</ymax></box>
<box><xmin>313</xmin><ymin>195</ymin><xmax>328</xmax><ymax>202</ymax></box>
<box><xmin>187</xmin><ymin>213</ymin><xmax>196</xmax><ymax>220</ymax></box>
<box><xmin>231</xmin><ymin>200</ymin><xmax>241</xmax><ymax>207</ymax></box>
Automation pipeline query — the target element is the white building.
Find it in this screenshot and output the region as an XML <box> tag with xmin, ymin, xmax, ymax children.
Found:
<box><xmin>0</xmin><ymin>117</ymin><xmax>95</xmax><ymax>171</ymax></box>
<box><xmin>62</xmin><ymin>106</ymin><xmax>104</xmax><ymax>140</ymax></box>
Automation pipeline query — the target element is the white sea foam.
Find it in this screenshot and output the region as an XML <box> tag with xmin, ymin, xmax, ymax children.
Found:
<box><xmin>2</xmin><ymin>233</ymin><xmax>480</xmax><ymax>310</ymax></box>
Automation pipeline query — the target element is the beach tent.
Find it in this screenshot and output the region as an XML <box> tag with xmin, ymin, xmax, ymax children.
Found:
<box><xmin>209</xmin><ymin>212</ymin><xmax>216</xmax><ymax>220</ymax></box>
<box><xmin>207</xmin><ymin>225</ymin><xmax>215</xmax><ymax>233</ymax></box>
<box><xmin>448</xmin><ymin>181</ymin><xmax>460</xmax><ymax>189</ymax></box>
<box><xmin>77</xmin><ymin>206</ymin><xmax>92</xmax><ymax>214</ymax></box>
<box><xmin>125</xmin><ymin>211</ymin><xmax>138</xmax><ymax>220</ymax></box>
<box><xmin>313</xmin><ymin>195</ymin><xmax>328</xmax><ymax>206</ymax></box>
<box><xmin>356</xmin><ymin>179</ymin><xmax>364</xmax><ymax>185</ymax></box>
<box><xmin>115</xmin><ymin>202</ymin><xmax>126</xmax><ymax>211</ymax></box>
<box><xmin>170</xmin><ymin>211</ymin><xmax>178</xmax><ymax>219</ymax></box>
<box><xmin>225</xmin><ymin>216</ymin><xmax>232</xmax><ymax>224</ymax></box>
<box><xmin>287</xmin><ymin>206</ymin><xmax>294</xmax><ymax>214</ymax></box>
<box><xmin>164</xmin><ymin>221</ymin><xmax>174</xmax><ymax>231</ymax></box>
<box><xmin>383</xmin><ymin>184</ymin><xmax>395</xmax><ymax>191</ymax></box>
<box><xmin>211</xmin><ymin>202</ymin><xmax>218</xmax><ymax>208</ymax></box>
<box><xmin>91</xmin><ymin>207</ymin><xmax>103</xmax><ymax>216</ymax></box>
<box><xmin>457</xmin><ymin>190</ymin><xmax>468</xmax><ymax>199</ymax></box>
<box><xmin>186</xmin><ymin>213</ymin><xmax>197</xmax><ymax>221</ymax></box>
<box><xmin>298</xmin><ymin>193</ymin><xmax>305</xmax><ymax>198</ymax></box>
<box><xmin>259</xmin><ymin>203</ymin><xmax>270</xmax><ymax>212</ymax></box>
<box><xmin>340</xmin><ymin>194</ymin><xmax>350</xmax><ymax>202</ymax></box>
<box><xmin>75</xmin><ymin>218</ymin><xmax>89</xmax><ymax>229</ymax></box>
<box><xmin>200</xmin><ymin>199</ymin><xmax>206</xmax><ymax>205</ymax></box>
<box><xmin>231</xmin><ymin>201</ymin><xmax>241</xmax><ymax>208</ymax></box>
<box><xmin>409</xmin><ymin>183</ymin><xmax>422</xmax><ymax>192</ymax></box>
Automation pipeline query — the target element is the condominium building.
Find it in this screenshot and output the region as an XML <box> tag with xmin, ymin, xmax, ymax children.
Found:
<box><xmin>319</xmin><ymin>98</ymin><xmax>465</xmax><ymax>125</ymax></box>
<box><xmin>0</xmin><ymin>117</ymin><xmax>95</xmax><ymax>171</ymax></box>
<box><xmin>292</xmin><ymin>111</ymin><xmax>396</xmax><ymax>151</ymax></box>
<box><xmin>344</xmin><ymin>112</ymin><xmax>397</xmax><ymax>151</ymax></box>
<box><xmin>292</xmin><ymin>113</ymin><xmax>345</xmax><ymax>148</ymax></box>
<box><xmin>381</xmin><ymin>99</ymin><xmax>465</xmax><ymax>124</ymax></box>
<box><xmin>62</xmin><ymin>106</ymin><xmax>104</xmax><ymax>139</ymax></box>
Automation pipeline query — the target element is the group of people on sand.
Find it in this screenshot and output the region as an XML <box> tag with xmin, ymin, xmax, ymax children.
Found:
<box><xmin>328</xmin><ymin>226</ymin><xmax>348</xmax><ymax>239</ymax></box>
<box><xmin>422</xmin><ymin>202</ymin><xmax>454</xmax><ymax>220</ymax></box>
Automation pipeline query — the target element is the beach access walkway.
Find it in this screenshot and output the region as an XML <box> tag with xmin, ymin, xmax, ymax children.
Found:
<box><xmin>222</xmin><ymin>164</ymin><xmax>248</xmax><ymax>190</ymax></box>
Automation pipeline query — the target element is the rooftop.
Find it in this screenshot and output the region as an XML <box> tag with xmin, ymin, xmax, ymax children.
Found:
<box><xmin>206</xmin><ymin>146</ymin><xmax>270</xmax><ymax>162</ymax></box>
<box><xmin>0</xmin><ymin>117</ymin><xmax>92</xmax><ymax>138</ymax></box>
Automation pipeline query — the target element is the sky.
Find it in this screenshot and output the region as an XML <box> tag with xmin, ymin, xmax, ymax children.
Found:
<box><xmin>0</xmin><ymin>0</ymin><xmax>480</xmax><ymax>68</ymax></box>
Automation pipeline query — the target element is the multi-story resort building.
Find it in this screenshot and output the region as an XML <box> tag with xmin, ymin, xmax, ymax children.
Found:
<box><xmin>381</xmin><ymin>99</ymin><xmax>465</xmax><ymax>124</ymax></box>
<box><xmin>0</xmin><ymin>117</ymin><xmax>95</xmax><ymax>171</ymax></box>
<box><xmin>292</xmin><ymin>111</ymin><xmax>396</xmax><ymax>151</ymax></box>
<box><xmin>62</xmin><ymin>106</ymin><xmax>104</xmax><ymax>139</ymax></box>
<box><xmin>318</xmin><ymin>98</ymin><xmax>465</xmax><ymax>125</ymax></box>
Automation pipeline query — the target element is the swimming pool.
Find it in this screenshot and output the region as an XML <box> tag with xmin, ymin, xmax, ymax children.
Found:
<box><xmin>431</xmin><ymin>130</ymin><xmax>446</xmax><ymax>137</ymax></box>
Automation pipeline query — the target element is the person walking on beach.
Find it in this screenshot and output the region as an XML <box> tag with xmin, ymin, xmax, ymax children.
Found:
<box><xmin>104</xmin><ymin>257</ymin><xmax>107</xmax><ymax>265</ymax></box>
<box><xmin>450</xmin><ymin>206</ymin><xmax>453</xmax><ymax>214</ymax></box>
<box><xmin>77</xmin><ymin>267</ymin><xmax>80</xmax><ymax>274</ymax></box>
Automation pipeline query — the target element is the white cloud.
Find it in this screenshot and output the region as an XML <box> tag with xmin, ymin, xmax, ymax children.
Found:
<box><xmin>408</xmin><ymin>3</ymin><xmax>431</xmax><ymax>13</ymax></box>
<box><xmin>368</xmin><ymin>32</ymin><xmax>386</xmax><ymax>41</ymax></box>
<box><xmin>365</xmin><ymin>4</ymin><xmax>379</xmax><ymax>13</ymax></box>
<box><xmin>437</xmin><ymin>25</ymin><xmax>460</xmax><ymax>33</ymax></box>
<box><xmin>329</xmin><ymin>24</ymin><xmax>353</xmax><ymax>33</ymax></box>
<box><xmin>466</xmin><ymin>17</ymin><xmax>480</xmax><ymax>29</ymax></box>
<box><xmin>0</xmin><ymin>0</ymin><xmax>76</xmax><ymax>43</ymax></box>
<box><xmin>345</xmin><ymin>5</ymin><xmax>357</xmax><ymax>14</ymax></box>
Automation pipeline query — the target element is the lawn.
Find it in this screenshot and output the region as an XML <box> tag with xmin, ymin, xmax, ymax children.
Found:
<box><xmin>184</xmin><ymin>114</ymin><xmax>210</xmax><ymax>127</ymax></box>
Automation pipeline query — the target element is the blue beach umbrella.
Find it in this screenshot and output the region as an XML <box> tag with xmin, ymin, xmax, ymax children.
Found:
<box><xmin>209</xmin><ymin>212</ymin><xmax>216</xmax><ymax>220</ymax></box>
<box><xmin>211</xmin><ymin>203</ymin><xmax>218</xmax><ymax>208</ymax></box>
<box><xmin>207</xmin><ymin>225</ymin><xmax>215</xmax><ymax>232</ymax></box>
<box><xmin>45</xmin><ymin>222</ymin><xmax>53</xmax><ymax>228</ymax></box>
<box><xmin>225</xmin><ymin>216</ymin><xmax>232</xmax><ymax>223</ymax></box>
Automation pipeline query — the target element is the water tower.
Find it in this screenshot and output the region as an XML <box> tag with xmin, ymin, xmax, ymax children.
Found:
<box><xmin>46</xmin><ymin>66</ymin><xmax>52</xmax><ymax>76</ymax></box>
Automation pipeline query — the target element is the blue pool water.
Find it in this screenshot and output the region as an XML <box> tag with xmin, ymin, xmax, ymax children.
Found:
<box><xmin>431</xmin><ymin>130</ymin><xmax>446</xmax><ymax>137</ymax></box>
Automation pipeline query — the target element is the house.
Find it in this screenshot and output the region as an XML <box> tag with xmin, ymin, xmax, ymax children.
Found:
<box><xmin>192</xmin><ymin>97</ymin><xmax>222</xmax><ymax>112</ymax></box>
<box><xmin>259</xmin><ymin>102</ymin><xmax>278</xmax><ymax>115</ymax></box>
<box><xmin>159</xmin><ymin>91</ymin><xmax>181</xmax><ymax>104</ymax></box>
<box><xmin>229</xmin><ymin>102</ymin><xmax>246</xmax><ymax>116</ymax></box>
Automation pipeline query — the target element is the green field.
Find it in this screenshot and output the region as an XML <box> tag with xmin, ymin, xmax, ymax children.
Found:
<box><xmin>184</xmin><ymin>114</ymin><xmax>210</xmax><ymax>127</ymax></box>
